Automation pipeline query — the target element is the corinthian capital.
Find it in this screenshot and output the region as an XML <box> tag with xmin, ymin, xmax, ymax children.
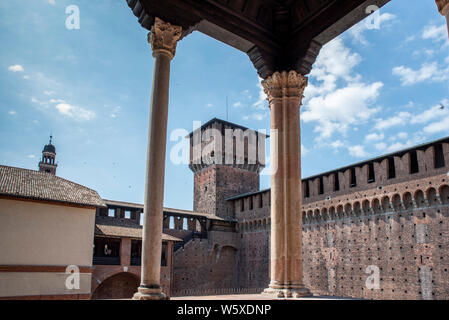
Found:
<box><xmin>436</xmin><ymin>0</ymin><xmax>449</xmax><ymax>15</ymax></box>
<box><xmin>148</xmin><ymin>17</ymin><xmax>182</xmax><ymax>59</ymax></box>
<box><xmin>262</xmin><ymin>71</ymin><xmax>308</xmax><ymax>103</ymax></box>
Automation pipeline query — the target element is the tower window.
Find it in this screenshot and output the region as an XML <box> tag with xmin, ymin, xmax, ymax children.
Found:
<box><xmin>240</xmin><ymin>199</ymin><xmax>244</xmax><ymax>212</ymax></box>
<box><xmin>334</xmin><ymin>173</ymin><xmax>340</xmax><ymax>191</ymax></box>
<box><xmin>387</xmin><ymin>157</ymin><xmax>396</xmax><ymax>179</ymax></box>
<box><xmin>434</xmin><ymin>144</ymin><xmax>445</xmax><ymax>169</ymax></box>
<box><xmin>305</xmin><ymin>181</ymin><xmax>310</xmax><ymax>198</ymax></box>
<box><xmin>410</xmin><ymin>151</ymin><xmax>419</xmax><ymax>174</ymax></box>
<box><xmin>368</xmin><ymin>162</ymin><xmax>375</xmax><ymax>183</ymax></box>
<box><xmin>259</xmin><ymin>194</ymin><xmax>263</xmax><ymax>208</ymax></box>
<box><xmin>349</xmin><ymin>168</ymin><xmax>356</xmax><ymax>188</ymax></box>
<box><xmin>249</xmin><ymin>197</ymin><xmax>253</xmax><ymax>210</ymax></box>
<box><xmin>319</xmin><ymin>177</ymin><xmax>324</xmax><ymax>195</ymax></box>
<box><xmin>108</xmin><ymin>209</ymin><xmax>115</xmax><ymax>217</ymax></box>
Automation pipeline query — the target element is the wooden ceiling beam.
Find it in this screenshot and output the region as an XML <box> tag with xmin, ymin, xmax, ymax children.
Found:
<box><xmin>126</xmin><ymin>0</ymin><xmax>392</xmax><ymax>78</ymax></box>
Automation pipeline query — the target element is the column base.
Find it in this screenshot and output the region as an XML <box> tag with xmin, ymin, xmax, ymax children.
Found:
<box><xmin>262</xmin><ymin>284</ymin><xmax>312</xmax><ymax>299</ymax></box>
<box><xmin>132</xmin><ymin>286</ymin><xmax>168</xmax><ymax>300</ymax></box>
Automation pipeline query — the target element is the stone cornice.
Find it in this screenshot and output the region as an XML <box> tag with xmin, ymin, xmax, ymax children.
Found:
<box><xmin>436</xmin><ymin>0</ymin><xmax>449</xmax><ymax>15</ymax></box>
<box><xmin>148</xmin><ymin>17</ymin><xmax>182</xmax><ymax>59</ymax></box>
<box><xmin>261</xmin><ymin>71</ymin><xmax>308</xmax><ymax>103</ymax></box>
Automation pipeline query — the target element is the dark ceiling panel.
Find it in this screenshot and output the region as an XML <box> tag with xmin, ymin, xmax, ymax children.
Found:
<box><xmin>127</xmin><ymin>0</ymin><xmax>392</xmax><ymax>78</ymax></box>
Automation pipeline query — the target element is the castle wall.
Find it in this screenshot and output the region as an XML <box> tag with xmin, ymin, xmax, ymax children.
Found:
<box><xmin>172</xmin><ymin>230</ymin><xmax>239</xmax><ymax>296</ymax></box>
<box><xmin>232</xmin><ymin>141</ymin><xmax>449</xmax><ymax>299</ymax></box>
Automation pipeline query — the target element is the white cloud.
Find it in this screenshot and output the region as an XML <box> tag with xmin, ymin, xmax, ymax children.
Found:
<box><xmin>110</xmin><ymin>106</ymin><xmax>121</xmax><ymax>119</ymax></box>
<box><xmin>375</xmin><ymin>142</ymin><xmax>387</xmax><ymax>151</ymax></box>
<box><xmin>329</xmin><ymin>140</ymin><xmax>344</xmax><ymax>149</ymax></box>
<box><xmin>365</xmin><ymin>132</ymin><xmax>384</xmax><ymax>142</ymax></box>
<box><xmin>8</xmin><ymin>110</ymin><xmax>17</xmax><ymax>116</ymax></box>
<box><xmin>348</xmin><ymin>12</ymin><xmax>396</xmax><ymax>45</ymax></box>
<box><xmin>252</xmin><ymin>79</ymin><xmax>267</xmax><ymax>110</ymax></box>
<box><xmin>397</xmin><ymin>132</ymin><xmax>408</xmax><ymax>140</ymax></box>
<box><xmin>393</xmin><ymin>62</ymin><xmax>449</xmax><ymax>86</ymax></box>
<box><xmin>206</xmin><ymin>103</ymin><xmax>213</xmax><ymax>108</ymax></box>
<box><xmin>410</xmin><ymin>102</ymin><xmax>449</xmax><ymax>124</ymax></box>
<box><xmin>48</xmin><ymin>0</ymin><xmax>55</xmax><ymax>4</ymax></box>
<box><xmin>49</xmin><ymin>99</ymin><xmax>65</xmax><ymax>104</ymax></box>
<box><xmin>405</xmin><ymin>35</ymin><xmax>415</xmax><ymax>42</ymax></box>
<box><xmin>423</xmin><ymin>115</ymin><xmax>449</xmax><ymax>134</ymax></box>
<box><xmin>8</xmin><ymin>65</ymin><xmax>24</xmax><ymax>72</ymax></box>
<box><xmin>422</xmin><ymin>24</ymin><xmax>448</xmax><ymax>43</ymax></box>
<box><xmin>374</xmin><ymin>112</ymin><xmax>411</xmax><ymax>130</ymax></box>
<box><xmin>387</xmin><ymin>142</ymin><xmax>409</xmax><ymax>153</ymax></box>
<box><xmin>55</xmin><ymin>103</ymin><xmax>95</xmax><ymax>121</ymax></box>
<box><xmin>303</xmin><ymin>38</ymin><xmax>383</xmax><ymax>140</ymax></box>
<box><xmin>233</xmin><ymin>101</ymin><xmax>243</xmax><ymax>108</ymax></box>
<box><xmin>28</xmin><ymin>155</ymin><xmax>36</xmax><ymax>159</ymax></box>
<box><xmin>301</xmin><ymin>144</ymin><xmax>308</xmax><ymax>156</ymax></box>
<box><xmin>44</xmin><ymin>90</ymin><xmax>55</xmax><ymax>96</ymax></box>
<box><xmin>303</xmin><ymin>82</ymin><xmax>382</xmax><ymax>139</ymax></box>
<box><xmin>348</xmin><ymin>145</ymin><xmax>370</xmax><ymax>158</ymax></box>
<box><xmin>307</xmin><ymin>38</ymin><xmax>361</xmax><ymax>97</ymax></box>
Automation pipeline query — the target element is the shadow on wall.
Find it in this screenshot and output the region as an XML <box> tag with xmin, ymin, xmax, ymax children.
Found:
<box><xmin>91</xmin><ymin>272</ymin><xmax>140</xmax><ymax>300</ymax></box>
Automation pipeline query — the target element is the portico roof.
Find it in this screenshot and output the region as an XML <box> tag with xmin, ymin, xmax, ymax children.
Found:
<box><xmin>126</xmin><ymin>0</ymin><xmax>390</xmax><ymax>78</ymax></box>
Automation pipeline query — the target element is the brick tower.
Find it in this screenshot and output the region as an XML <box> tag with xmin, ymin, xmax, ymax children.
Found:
<box><xmin>38</xmin><ymin>135</ymin><xmax>57</xmax><ymax>175</ymax></box>
<box><xmin>189</xmin><ymin>118</ymin><xmax>267</xmax><ymax>219</ymax></box>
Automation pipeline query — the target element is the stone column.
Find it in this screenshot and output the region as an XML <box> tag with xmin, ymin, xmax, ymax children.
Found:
<box><xmin>133</xmin><ymin>17</ymin><xmax>182</xmax><ymax>300</ymax></box>
<box><xmin>436</xmin><ymin>0</ymin><xmax>449</xmax><ymax>37</ymax></box>
<box><xmin>262</xmin><ymin>71</ymin><xmax>311</xmax><ymax>298</ymax></box>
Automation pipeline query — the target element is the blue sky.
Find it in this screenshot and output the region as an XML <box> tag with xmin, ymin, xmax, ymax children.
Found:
<box><xmin>1</xmin><ymin>0</ymin><xmax>448</xmax><ymax>211</ymax></box>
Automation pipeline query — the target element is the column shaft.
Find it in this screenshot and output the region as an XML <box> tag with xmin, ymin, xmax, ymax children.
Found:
<box><xmin>269</xmin><ymin>96</ymin><xmax>303</xmax><ymax>286</ymax></box>
<box><xmin>134</xmin><ymin>17</ymin><xmax>181</xmax><ymax>301</ymax></box>
<box><xmin>262</xmin><ymin>71</ymin><xmax>311</xmax><ymax>298</ymax></box>
<box><xmin>140</xmin><ymin>51</ymin><xmax>171</xmax><ymax>288</ymax></box>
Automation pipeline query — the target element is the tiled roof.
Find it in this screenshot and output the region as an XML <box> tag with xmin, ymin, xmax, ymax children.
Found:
<box><xmin>0</xmin><ymin>165</ymin><xmax>105</xmax><ymax>208</ymax></box>
<box><xmin>95</xmin><ymin>216</ymin><xmax>182</xmax><ymax>242</ymax></box>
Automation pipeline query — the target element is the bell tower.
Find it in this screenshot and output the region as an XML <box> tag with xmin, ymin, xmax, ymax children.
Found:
<box><xmin>38</xmin><ymin>135</ymin><xmax>57</xmax><ymax>175</ymax></box>
<box><xmin>189</xmin><ymin>118</ymin><xmax>267</xmax><ymax>219</ymax></box>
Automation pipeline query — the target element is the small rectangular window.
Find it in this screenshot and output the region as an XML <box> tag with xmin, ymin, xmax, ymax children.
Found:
<box><xmin>108</xmin><ymin>209</ymin><xmax>115</xmax><ymax>217</ymax></box>
<box><xmin>241</xmin><ymin>199</ymin><xmax>244</xmax><ymax>212</ymax></box>
<box><xmin>259</xmin><ymin>194</ymin><xmax>263</xmax><ymax>208</ymax></box>
<box><xmin>249</xmin><ymin>197</ymin><xmax>253</xmax><ymax>210</ymax></box>
<box><xmin>305</xmin><ymin>181</ymin><xmax>310</xmax><ymax>198</ymax></box>
<box><xmin>410</xmin><ymin>151</ymin><xmax>419</xmax><ymax>174</ymax></box>
<box><xmin>368</xmin><ymin>162</ymin><xmax>375</xmax><ymax>183</ymax></box>
<box><xmin>334</xmin><ymin>173</ymin><xmax>340</xmax><ymax>191</ymax></box>
<box><xmin>349</xmin><ymin>168</ymin><xmax>356</xmax><ymax>188</ymax></box>
<box><xmin>387</xmin><ymin>157</ymin><xmax>396</xmax><ymax>179</ymax></box>
<box><xmin>125</xmin><ymin>211</ymin><xmax>131</xmax><ymax>219</ymax></box>
<box><xmin>434</xmin><ymin>144</ymin><xmax>445</xmax><ymax>169</ymax></box>
<box><xmin>319</xmin><ymin>177</ymin><xmax>324</xmax><ymax>195</ymax></box>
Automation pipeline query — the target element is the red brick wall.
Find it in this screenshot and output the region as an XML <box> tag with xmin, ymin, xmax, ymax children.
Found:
<box><xmin>193</xmin><ymin>165</ymin><xmax>259</xmax><ymax>218</ymax></box>
<box><xmin>172</xmin><ymin>230</ymin><xmax>238</xmax><ymax>295</ymax></box>
<box><xmin>233</xmin><ymin>174</ymin><xmax>449</xmax><ymax>300</ymax></box>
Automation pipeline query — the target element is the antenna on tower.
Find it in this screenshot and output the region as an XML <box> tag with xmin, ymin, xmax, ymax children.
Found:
<box><xmin>226</xmin><ymin>95</ymin><xmax>229</xmax><ymax>121</ymax></box>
